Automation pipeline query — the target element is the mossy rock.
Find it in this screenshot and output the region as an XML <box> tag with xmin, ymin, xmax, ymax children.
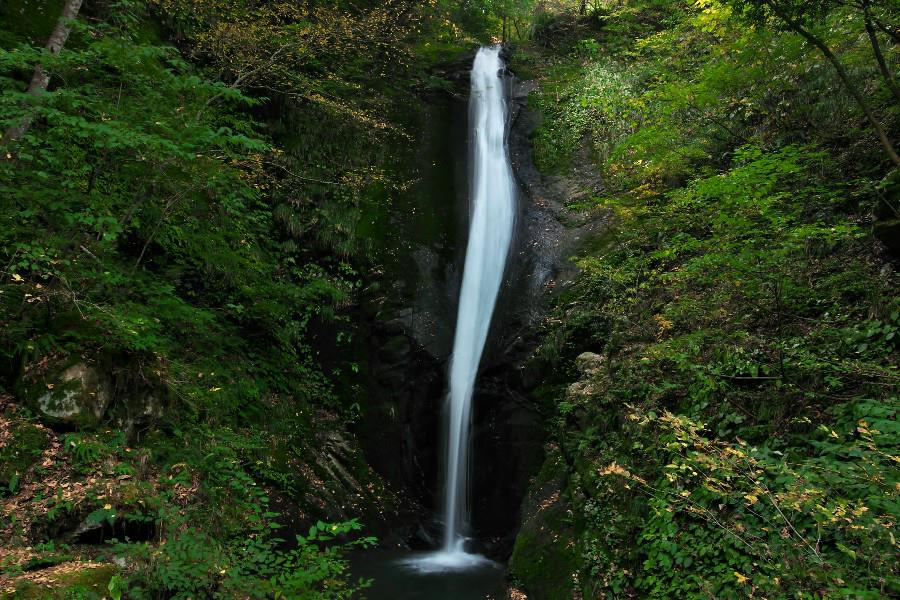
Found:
<box><xmin>508</xmin><ymin>453</ymin><xmax>581</xmax><ymax>600</ymax></box>
<box><xmin>2</xmin><ymin>563</ymin><xmax>117</xmax><ymax>599</ymax></box>
<box><xmin>874</xmin><ymin>171</ymin><xmax>900</xmax><ymax>254</ymax></box>
<box><xmin>19</xmin><ymin>360</ymin><xmax>111</xmax><ymax>429</ymax></box>
<box><xmin>0</xmin><ymin>422</ymin><xmax>48</xmax><ymax>495</ymax></box>
<box><xmin>874</xmin><ymin>217</ymin><xmax>900</xmax><ymax>253</ymax></box>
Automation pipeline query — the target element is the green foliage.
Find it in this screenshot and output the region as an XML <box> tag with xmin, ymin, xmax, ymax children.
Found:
<box><xmin>615</xmin><ymin>401</ymin><xmax>899</xmax><ymax>598</ymax></box>
<box><xmin>0</xmin><ymin>1</ymin><xmax>426</xmax><ymax>596</ymax></box>
<box><xmin>62</xmin><ymin>432</ymin><xmax>122</xmax><ymax>474</ymax></box>
<box><xmin>523</xmin><ymin>138</ymin><xmax>898</xmax><ymax>597</ymax></box>
<box><xmin>426</xmin><ymin>0</ymin><xmax>537</xmax><ymax>41</ymax></box>
<box><xmin>107</xmin><ymin>574</ymin><xmax>125</xmax><ymax>600</ymax></box>
<box><xmin>524</xmin><ymin>0</ymin><xmax>899</xmax><ymax>183</ymax></box>
<box><xmin>511</xmin><ymin>10</ymin><xmax>900</xmax><ymax>576</ymax></box>
<box><xmin>531</xmin><ymin>60</ymin><xmax>640</xmax><ymax>172</ymax></box>
<box><xmin>120</xmin><ymin>519</ymin><xmax>373</xmax><ymax>599</ymax></box>
<box><xmin>0</xmin><ymin>421</ymin><xmax>47</xmax><ymax>496</ymax></box>
<box><xmin>116</xmin><ymin>447</ymin><xmax>376</xmax><ymax>600</ymax></box>
<box><xmin>0</xmin><ymin>4</ymin><xmax>362</xmax><ymax>427</ymax></box>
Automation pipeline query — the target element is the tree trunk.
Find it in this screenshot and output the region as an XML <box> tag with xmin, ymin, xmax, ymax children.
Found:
<box><xmin>873</xmin><ymin>16</ymin><xmax>900</xmax><ymax>45</ymax></box>
<box><xmin>1</xmin><ymin>0</ymin><xmax>84</xmax><ymax>149</ymax></box>
<box><xmin>767</xmin><ymin>0</ymin><xmax>900</xmax><ymax>166</ymax></box>
<box><xmin>863</xmin><ymin>4</ymin><xmax>900</xmax><ymax>105</ymax></box>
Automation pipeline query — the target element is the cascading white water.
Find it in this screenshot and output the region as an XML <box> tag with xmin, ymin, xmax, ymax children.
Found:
<box><xmin>443</xmin><ymin>44</ymin><xmax>516</xmax><ymax>551</ymax></box>
<box><xmin>405</xmin><ymin>45</ymin><xmax>515</xmax><ymax>573</ymax></box>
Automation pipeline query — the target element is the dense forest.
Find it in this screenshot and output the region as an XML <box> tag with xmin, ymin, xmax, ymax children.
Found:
<box><xmin>0</xmin><ymin>0</ymin><xmax>897</xmax><ymax>598</ymax></box>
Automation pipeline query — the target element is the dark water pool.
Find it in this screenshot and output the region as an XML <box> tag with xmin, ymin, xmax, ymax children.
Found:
<box><xmin>350</xmin><ymin>550</ymin><xmax>507</xmax><ymax>600</ymax></box>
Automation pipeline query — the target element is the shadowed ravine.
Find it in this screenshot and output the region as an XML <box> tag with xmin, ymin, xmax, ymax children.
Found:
<box><xmin>3</xmin><ymin>2</ymin><xmax>894</xmax><ymax>598</ymax></box>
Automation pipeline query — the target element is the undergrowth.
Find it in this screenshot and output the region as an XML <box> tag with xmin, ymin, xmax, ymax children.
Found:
<box><xmin>511</xmin><ymin>1</ymin><xmax>899</xmax><ymax>598</ymax></box>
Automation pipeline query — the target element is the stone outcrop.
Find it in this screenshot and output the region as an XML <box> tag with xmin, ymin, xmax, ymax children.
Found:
<box><xmin>30</xmin><ymin>362</ymin><xmax>110</xmax><ymax>428</ymax></box>
<box><xmin>19</xmin><ymin>354</ymin><xmax>165</xmax><ymax>433</ymax></box>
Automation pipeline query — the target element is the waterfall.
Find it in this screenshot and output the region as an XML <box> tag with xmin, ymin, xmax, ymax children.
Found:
<box><xmin>443</xmin><ymin>44</ymin><xmax>516</xmax><ymax>551</ymax></box>
<box><xmin>406</xmin><ymin>45</ymin><xmax>515</xmax><ymax>572</ymax></box>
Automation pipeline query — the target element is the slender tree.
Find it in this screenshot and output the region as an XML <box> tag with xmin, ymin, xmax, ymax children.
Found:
<box><xmin>856</xmin><ymin>0</ymin><xmax>900</xmax><ymax>105</ymax></box>
<box><xmin>1</xmin><ymin>0</ymin><xmax>84</xmax><ymax>150</ymax></box>
<box><xmin>873</xmin><ymin>16</ymin><xmax>900</xmax><ymax>44</ymax></box>
<box><xmin>861</xmin><ymin>3</ymin><xmax>900</xmax><ymax>105</ymax></box>
<box><xmin>726</xmin><ymin>0</ymin><xmax>900</xmax><ymax>166</ymax></box>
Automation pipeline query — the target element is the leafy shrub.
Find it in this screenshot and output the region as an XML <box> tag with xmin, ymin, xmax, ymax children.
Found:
<box><xmin>526</xmin><ymin>144</ymin><xmax>898</xmax><ymax>597</ymax></box>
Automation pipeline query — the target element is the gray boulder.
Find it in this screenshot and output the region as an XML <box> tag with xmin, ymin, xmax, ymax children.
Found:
<box><xmin>34</xmin><ymin>362</ymin><xmax>110</xmax><ymax>427</ymax></box>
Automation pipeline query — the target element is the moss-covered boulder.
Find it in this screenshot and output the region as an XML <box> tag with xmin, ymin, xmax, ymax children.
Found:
<box><xmin>22</xmin><ymin>361</ymin><xmax>111</xmax><ymax>429</ymax></box>
<box><xmin>0</xmin><ymin>420</ymin><xmax>48</xmax><ymax>495</ymax></box>
<box><xmin>574</xmin><ymin>351</ymin><xmax>604</xmax><ymax>375</ymax></box>
<box><xmin>18</xmin><ymin>353</ymin><xmax>169</xmax><ymax>433</ymax></box>
<box><xmin>113</xmin><ymin>388</ymin><xmax>164</xmax><ymax>434</ymax></box>
<box><xmin>875</xmin><ymin>170</ymin><xmax>900</xmax><ymax>254</ymax></box>
<box><xmin>874</xmin><ymin>217</ymin><xmax>900</xmax><ymax>253</ymax></box>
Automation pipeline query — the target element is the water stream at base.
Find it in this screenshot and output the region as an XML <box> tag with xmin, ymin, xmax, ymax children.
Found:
<box><xmin>402</xmin><ymin>44</ymin><xmax>516</xmax><ymax>574</ymax></box>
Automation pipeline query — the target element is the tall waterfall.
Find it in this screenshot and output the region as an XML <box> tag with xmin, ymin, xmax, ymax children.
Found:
<box><xmin>404</xmin><ymin>45</ymin><xmax>515</xmax><ymax>573</ymax></box>
<box><xmin>442</xmin><ymin>45</ymin><xmax>516</xmax><ymax>554</ymax></box>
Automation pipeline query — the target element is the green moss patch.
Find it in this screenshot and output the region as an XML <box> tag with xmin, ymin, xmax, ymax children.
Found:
<box><xmin>509</xmin><ymin>453</ymin><xmax>581</xmax><ymax>599</ymax></box>
<box><xmin>2</xmin><ymin>563</ymin><xmax>117</xmax><ymax>599</ymax></box>
<box><xmin>0</xmin><ymin>422</ymin><xmax>48</xmax><ymax>496</ymax></box>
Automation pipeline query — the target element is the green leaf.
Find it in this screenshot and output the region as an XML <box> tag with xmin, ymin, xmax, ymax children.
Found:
<box><xmin>835</xmin><ymin>543</ymin><xmax>856</xmax><ymax>560</ymax></box>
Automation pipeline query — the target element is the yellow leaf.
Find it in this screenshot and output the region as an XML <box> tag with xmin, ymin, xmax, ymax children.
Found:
<box><xmin>734</xmin><ymin>571</ymin><xmax>749</xmax><ymax>585</ymax></box>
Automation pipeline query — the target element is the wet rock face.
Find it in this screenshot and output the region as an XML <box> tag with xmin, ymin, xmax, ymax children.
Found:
<box><xmin>263</xmin><ymin>409</ymin><xmax>411</xmax><ymax>546</ymax></box>
<box><xmin>355</xmin><ymin>322</ymin><xmax>444</xmax><ymax>510</ymax></box>
<box><xmin>508</xmin><ymin>448</ymin><xmax>580</xmax><ymax>600</ymax></box>
<box><xmin>114</xmin><ymin>389</ymin><xmax>163</xmax><ymax>434</ymax></box>
<box><xmin>470</xmin><ymin>376</ymin><xmax>545</xmax><ymax>546</ymax></box>
<box><xmin>357</xmin><ymin>316</ymin><xmax>549</xmax><ymax>553</ymax></box>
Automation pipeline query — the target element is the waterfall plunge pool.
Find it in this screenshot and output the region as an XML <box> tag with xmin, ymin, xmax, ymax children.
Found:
<box><xmin>351</xmin><ymin>549</ymin><xmax>505</xmax><ymax>599</ymax></box>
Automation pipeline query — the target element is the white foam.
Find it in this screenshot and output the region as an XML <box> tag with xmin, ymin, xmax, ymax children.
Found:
<box><xmin>400</xmin><ymin>549</ymin><xmax>496</xmax><ymax>574</ymax></box>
